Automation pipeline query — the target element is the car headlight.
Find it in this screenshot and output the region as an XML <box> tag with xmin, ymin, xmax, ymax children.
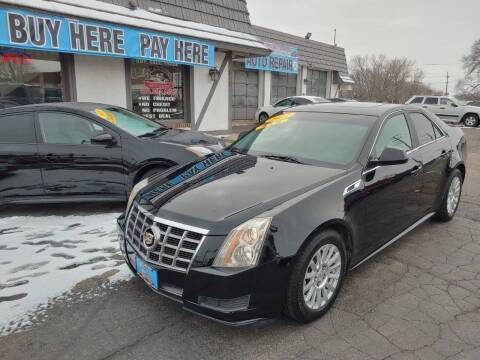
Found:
<box><xmin>185</xmin><ymin>146</ymin><xmax>213</xmax><ymax>157</ymax></box>
<box><xmin>213</xmin><ymin>217</ymin><xmax>272</xmax><ymax>268</ymax></box>
<box><xmin>126</xmin><ymin>177</ymin><xmax>150</xmax><ymax>211</ymax></box>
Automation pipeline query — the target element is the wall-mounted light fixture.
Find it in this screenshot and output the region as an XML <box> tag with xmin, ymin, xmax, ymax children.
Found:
<box><xmin>209</xmin><ymin>67</ymin><xmax>221</xmax><ymax>82</ymax></box>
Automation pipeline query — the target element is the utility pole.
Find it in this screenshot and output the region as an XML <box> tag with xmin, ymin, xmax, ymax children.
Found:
<box><xmin>445</xmin><ymin>72</ymin><xmax>449</xmax><ymax>95</ymax></box>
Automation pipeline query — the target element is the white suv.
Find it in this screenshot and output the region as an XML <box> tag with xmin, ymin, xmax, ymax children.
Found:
<box><xmin>406</xmin><ymin>95</ymin><xmax>479</xmax><ymax>127</ymax></box>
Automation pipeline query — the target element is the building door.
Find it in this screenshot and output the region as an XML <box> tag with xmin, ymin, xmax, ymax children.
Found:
<box><xmin>271</xmin><ymin>72</ymin><xmax>297</xmax><ymax>104</ymax></box>
<box><xmin>232</xmin><ymin>61</ymin><xmax>259</xmax><ymax>121</ymax></box>
<box><xmin>306</xmin><ymin>69</ymin><xmax>327</xmax><ymax>98</ymax></box>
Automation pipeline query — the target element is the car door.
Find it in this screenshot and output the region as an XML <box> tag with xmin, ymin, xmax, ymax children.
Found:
<box><xmin>0</xmin><ymin>112</ymin><xmax>44</xmax><ymax>202</ymax></box>
<box><xmin>36</xmin><ymin>111</ymin><xmax>126</xmax><ymax>199</ymax></box>
<box><xmin>436</xmin><ymin>98</ymin><xmax>462</xmax><ymax>123</ymax></box>
<box><xmin>407</xmin><ymin>112</ymin><xmax>450</xmax><ymax>214</ymax></box>
<box><xmin>355</xmin><ymin>112</ymin><xmax>423</xmax><ymax>257</ymax></box>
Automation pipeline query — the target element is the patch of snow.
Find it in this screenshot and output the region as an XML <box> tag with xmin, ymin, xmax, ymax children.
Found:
<box><xmin>0</xmin><ymin>213</ymin><xmax>132</xmax><ymax>336</ymax></box>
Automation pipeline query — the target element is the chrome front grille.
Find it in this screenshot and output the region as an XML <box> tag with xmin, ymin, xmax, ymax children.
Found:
<box><xmin>125</xmin><ymin>203</ymin><xmax>207</xmax><ymax>273</ymax></box>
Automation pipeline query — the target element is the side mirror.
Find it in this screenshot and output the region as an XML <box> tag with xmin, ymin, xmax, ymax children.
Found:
<box><xmin>91</xmin><ymin>133</ymin><xmax>116</xmax><ymax>145</ymax></box>
<box><xmin>451</xmin><ymin>103</ymin><xmax>458</xmax><ymax>107</ymax></box>
<box><xmin>376</xmin><ymin>147</ymin><xmax>408</xmax><ymax>165</ymax></box>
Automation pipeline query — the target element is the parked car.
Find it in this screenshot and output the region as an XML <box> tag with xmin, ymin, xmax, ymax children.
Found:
<box><xmin>0</xmin><ymin>102</ymin><xmax>223</xmax><ymax>205</ymax></box>
<box><xmin>254</xmin><ymin>96</ymin><xmax>329</xmax><ymax>122</ymax></box>
<box><xmin>406</xmin><ymin>95</ymin><xmax>480</xmax><ymax>127</ymax></box>
<box><xmin>118</xmin><ymin>102</ymin><xmax>466</xmax><ymax>325</ymax></box>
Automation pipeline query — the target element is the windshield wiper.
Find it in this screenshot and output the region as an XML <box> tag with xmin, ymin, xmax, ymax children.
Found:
<box><xmin>138</xmin><ymin>128</ymin><xmax>169</xmax><ymax>138</ymax></box>
<box><xmin>258</xmin><ymin>154</ymin><xmax>306</xmax><ymax>164</ymax></box>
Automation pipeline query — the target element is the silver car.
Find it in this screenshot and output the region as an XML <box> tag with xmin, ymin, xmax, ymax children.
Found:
<box><xmin>254</xmin><ymin>96</ymin><xmax>329</xmax><ymax>122</ymax></box>
<box><xmin>406</xmin><ymin>95</ymin><xmax>480</xmax><ymax>127</ymax></box>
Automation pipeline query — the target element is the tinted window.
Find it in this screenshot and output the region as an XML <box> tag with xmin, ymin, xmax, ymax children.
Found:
<box><xmin>410</xmin><ymin>113</ymin><xmax>436</xmax><ymax>145</ymax></box>
<box><xmin>38</xmin><ymin>112</ymin><xmax>104</xmax><ymax>145</ymax></box>
<box><xmin>410</xmin><ymin>97</ymin><xmax>424</xmax><ymax>104</ymax></box>
<box><xmin>0</xmin><ymin>113</ymin><xmax>35</xmax><ymax>143</ymax></box>
<box><xmin>424</xmin><ymin>97</ymin><xmax>439</xmax><ymax>105</ymax></box>
<box><xmin>293</xmin><ymin>98</ymin><xmax>311</xmax><ymax>105</ymax></box>
<box><xmin>374</xmin><ymin>114</ymin><xmax>412</xmax><ymax>157</ymax></box>
<box><xmin>232</xmin><ymin>112</ymin><xmax>375</xmax><ymax>167</ymax></box>
<box><xmin>274</xmin><ymin>98</ymin><xmax>293</xmax><ymax>107</ymax></box>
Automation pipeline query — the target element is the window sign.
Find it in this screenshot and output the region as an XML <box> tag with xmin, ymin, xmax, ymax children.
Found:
<box><xmin>245</xmin><ymin>43</ymin><xmax>298</xmax><ymax>74</ymax></box>
<box><xmin>0</xmin><ymin>8</ymin><xmax>215</xmax><ymax>67</ymax></box>
<box><xmin>131</xmin><ymin>61</ymin><xmax>184</xmax><ymax>121</ymax></box>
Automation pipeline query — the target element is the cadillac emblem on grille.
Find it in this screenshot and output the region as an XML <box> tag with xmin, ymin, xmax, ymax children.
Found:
<box><xmin>143</xmin><ymin>225</ymin><xmax>160</xmax><ymax>249</ymax></box>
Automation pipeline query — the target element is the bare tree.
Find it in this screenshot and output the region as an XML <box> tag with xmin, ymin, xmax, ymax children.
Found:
<box><xmin>455</xmin><ymin>39</ymin><xmax>480</xmax><ymax>100</ymax></box>
<box><xmin>350</xmin><ymin>55</ymin><xmax>438</xmax><ymax>103</ymax></box>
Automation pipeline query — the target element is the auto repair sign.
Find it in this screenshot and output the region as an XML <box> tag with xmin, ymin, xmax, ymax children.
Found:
<box><xmin>245</xmin><ymin>42</ymin><xmax>299</xmax><ymax>74</ymax></box>
<box><xmin>0</xmin><ymin>7</ymin><xmax>215</xmax><ymax>67</ymax></box>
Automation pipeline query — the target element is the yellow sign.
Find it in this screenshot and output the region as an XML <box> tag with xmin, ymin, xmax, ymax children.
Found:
<box><xmin>256</xmin><ymin>112</ymin><xmax>294</xmax><ymax>130</ymax></box>
<box><xmin>95</xmin><ymin>108</ymin><xmax>117</xmax><ymax>124</ymax></box>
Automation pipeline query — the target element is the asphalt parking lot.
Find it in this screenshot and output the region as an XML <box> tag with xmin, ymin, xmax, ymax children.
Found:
<box><xmin>1</xmin><ymin>128</ymin><xmax>480</xmax><ymax>360</ymax></box>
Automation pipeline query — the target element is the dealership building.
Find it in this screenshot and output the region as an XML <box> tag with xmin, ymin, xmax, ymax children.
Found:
<box><xmin>0</xmin><ymin>0</ymin><xmax>352</xmax><ymax>132</ymax></box>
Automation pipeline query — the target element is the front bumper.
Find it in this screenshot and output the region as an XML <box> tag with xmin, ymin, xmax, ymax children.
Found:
<box><xmin>117</xmin><ymin>216</ymin><xmax>287</xmax><ymax>325</ymax></box>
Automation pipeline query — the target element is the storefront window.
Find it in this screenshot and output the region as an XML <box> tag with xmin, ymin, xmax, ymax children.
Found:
<box><xmin>130</xmin><ymin>60</ymin><xmax>185</xmax><ymax>122</ymax></box>
<box><xmin>0</xmin><ymin>48</ymin><xmax>63</xmax><ymax>109</ymax></box>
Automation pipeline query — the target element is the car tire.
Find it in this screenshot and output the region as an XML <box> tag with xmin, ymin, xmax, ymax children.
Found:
<box><xmin>258</xmin><ymin>112</ymin><xmax>269</xmax><ymax>122</ymax></box>
<box><xmin>138</xmin><ymin>166</ymin><xmax>168</xmax><ymax>183</ymax></box>
<box><xmin>462</xmin><ymin>114</ymin><xmax>479</xmax><ymax>127</ymax></box>
<box><xmin>433</xmin><ymin>169</ymin><xmax>463</xmax><ymax>222</ymax></box>
<box><xmin>284</xmin><ymin>230</ymin><xmax>347</xmax><ymax>323</ymax></box>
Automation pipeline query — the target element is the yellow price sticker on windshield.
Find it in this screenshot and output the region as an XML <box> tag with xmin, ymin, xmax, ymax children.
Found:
<box><xmin>95</xmin><ymin>108</ymin><xmax>117</xmax><ymax>124</ymax></box>
<box><xmin>256</xmin><ymin>112</ymin><xmax>295</xmax><ymax>131</ymax></box>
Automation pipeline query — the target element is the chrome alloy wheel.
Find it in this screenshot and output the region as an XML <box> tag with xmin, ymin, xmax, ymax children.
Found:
<box><xmin>464</xmin><ymin>115</ymin><xmax>478</xmax><ymax>127</ymax></box>
<box><xmin>303</xmin><ymin>244</ymin><xmax>342</xmax><ymax>310</ymax></box>
<box><xmin>447</xmin><ymin>176</ymin><xmax>461</xmax><ymax>216</ymax></box>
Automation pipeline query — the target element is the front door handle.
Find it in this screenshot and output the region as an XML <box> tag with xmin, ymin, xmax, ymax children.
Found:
<box><xmin>439</xmin><ymin>107</ymin><xmax>446</xmax><ymax>110</ymax></box>
<box><xmin>411</xmin><ymin>164</ymin><xmax>423</xmax><ymax>175</ymax></box>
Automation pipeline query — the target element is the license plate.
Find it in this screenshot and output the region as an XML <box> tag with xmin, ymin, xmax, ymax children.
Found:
<box><xmin>135</xmin><ymin>256</ymin><xmax>159</xmax><ymax>290</ymax></box>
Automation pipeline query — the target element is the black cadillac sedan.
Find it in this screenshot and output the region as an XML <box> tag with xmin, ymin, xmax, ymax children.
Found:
<box><xmin>0</xmin><ymin>102</ymin><xmax>223</xmax><ymax>205</ymax></box>
<box><xmin>118</xmin><ymin>102</ymin><xmax>466</xmax><ymax>324</ymax></box>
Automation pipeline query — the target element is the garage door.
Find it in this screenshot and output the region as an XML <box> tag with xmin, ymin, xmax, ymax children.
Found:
<box><xmin>306</xmin><ymin>69</ymin><xmax>327</xmax><ymax>98</ymax></box>
<box><xmin>232</xmin><ymin>61</ymin><xmax>259</xmax><ymax>120</ymax></box>
<box><xmin>271</xmin><ymin>72</ymin><xmax>297</xmax><ymax>104</ymax></box>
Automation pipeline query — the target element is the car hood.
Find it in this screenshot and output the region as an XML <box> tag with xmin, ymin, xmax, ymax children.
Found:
<box><xmin>150</xmin><ymin>128</ymin><xmax>223</xmax><ymax>149</ymax></box>
<box><xmin>137</xmin><ymin>150</ymin><xmax>345</xmax><ymax>234</ymax></box>
<box><xmin>464</xmin><ymin>105</ymin><xmax>480</xmax><ymax>113</ymax></box>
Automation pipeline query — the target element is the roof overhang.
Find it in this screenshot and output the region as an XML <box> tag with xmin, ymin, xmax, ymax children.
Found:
<box><xmin>1</xmin><ymin>0</ymin><xmax>270</xmax><ymax>56</ymax></box>
<box><xmin>334</xmin><ymin>72</ymin><xmax>355</xmax><ymax>84</ymax></box>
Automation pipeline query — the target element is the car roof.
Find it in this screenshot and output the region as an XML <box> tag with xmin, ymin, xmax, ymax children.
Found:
<box><xmin>0</xmin><ymin>102</ymin><xmax>116</xmax><ymax>114</ymax></box>
<box><xmin>286</xmin><ymin>102</ymin><xmax>414</xmax><ymax>117</ymax></box>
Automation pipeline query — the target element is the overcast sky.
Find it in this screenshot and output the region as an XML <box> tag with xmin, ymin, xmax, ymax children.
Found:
<box><xmin>248</xmin><ymin>0</ymin><xmax>480</xmax><ymax>94</ymax></box>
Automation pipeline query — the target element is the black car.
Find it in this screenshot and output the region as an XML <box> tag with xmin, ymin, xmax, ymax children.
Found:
<box><xmin>118</xmin><ymin>102</ymin><xmax>466</xmax><ymax>325</ymax></box>
<box><xmin>0</xmin><ymin>102</ymin><xmax>223</xmax><ymax>205</ymax></box>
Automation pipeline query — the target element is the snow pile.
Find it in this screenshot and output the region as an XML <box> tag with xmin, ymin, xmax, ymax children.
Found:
<box><xmin>0</xmin><ymin>213</ymin><xmax>132</xmax><ymax>335</ymax></box>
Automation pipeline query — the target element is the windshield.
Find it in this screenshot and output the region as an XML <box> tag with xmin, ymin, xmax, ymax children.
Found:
<box><xmin>231</xmin><ymin>112</ymin><xmax>375</xmax><ymax>167</ymax></box>
<box><xmin>91</xmin><ymin>107</ymin><xmax>166</xmax><ymax>137</ymax></box>
<box><xmin>450</xmin><ymin>97</ymin><xmax>467</xmax><ymax>106</ymax></box>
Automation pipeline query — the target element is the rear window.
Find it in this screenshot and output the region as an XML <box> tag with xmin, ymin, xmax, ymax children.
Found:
<box><xmin>410</xmin><ymin>97</ymin><xmax>424</xmax><ymax>104</ymax></box>
<box><xmin>424</xmin><ymin>97</ymin><xmax>439</xmax><ymax>105</ymax></box>
<box><xmin>0</xmin><ymin>113</ymin><xmax>35</xmax><ymax>143</ymax></box>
